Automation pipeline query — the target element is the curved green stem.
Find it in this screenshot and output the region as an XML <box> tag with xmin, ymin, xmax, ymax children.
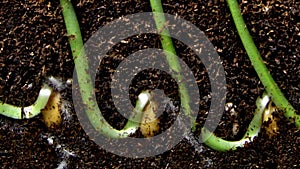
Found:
<box><xmin>0</xmin><ymin>85</ymin><xmax>52</xmax><ymax>119</ymax></box>
<box><xmin>202</xmin><ymin>93</ymin><xmax>270</xmax><ymax>151</ymax></box>
<box><xmin>59</xmin><ymin>0</ymin><xmax>147</xmax><ymax>138</ymax></box>
<box><xmin>227</xmin><ymin>0</ymin><xmax>299</xmax><ymax>127</ymax></box>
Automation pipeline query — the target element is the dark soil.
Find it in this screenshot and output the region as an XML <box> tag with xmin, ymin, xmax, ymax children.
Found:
<box><xmin>1</xmin><ymin>0</ymin><xmax>299</xmax><ymax>168</ymax></box>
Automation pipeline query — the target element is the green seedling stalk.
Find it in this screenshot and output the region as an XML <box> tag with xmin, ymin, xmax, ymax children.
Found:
<box><xmin>150</xmin><ymin>0</ymin><xmax>195</xmax><ymax>130</ymax></box>
<box><xmin>0</xmin><ymin>85</ymin><xmax>52</xmax><ymax>119</ymax></box>
<box><xmin>227</xmin><ymin>0</ymin><xmax>299</xmax><ymax>127</ymax></box>
<box><xmin>59</xmin><ymin>0</ymin><xmax>149</xmax><ymax>138</ymax></box>
<box><xmin>202</xmin><ymin>93</ymin><xmax>270</xmax><ymax>151</ymax></box>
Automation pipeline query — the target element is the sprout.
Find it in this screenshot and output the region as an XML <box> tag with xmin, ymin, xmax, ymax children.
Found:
<box><xmin>60</xmin><ymin>0</ymin><xmax>154</xmax><ymax>138</ymax></box>
<box><xmin>201</xmin><ymin>93</ymin><xmax>270</xmax><ymax>151</ymax></box>
<box><xmin>0</xmin><ymin>85</ymin><xmax>52</xmax><ymax>119</ymax></box>
<box><xmin>226</xmin><ymin>0</ymin><xmax>299</xmax><ymax>127</ymax></box>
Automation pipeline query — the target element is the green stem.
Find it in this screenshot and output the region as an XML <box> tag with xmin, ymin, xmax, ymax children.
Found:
<box><xmin>202</xmin><ymin>93</ymin><xmax>270</xmax><ymax>151</ymax></box>
<box><xmin>0</xmin><ymin>85</ymin><xmax>52</xmax><ymax>119</ymax></box>
<box><xmin>149</xmin><ymin>0</ymin><xmax>195</xmax><ymax>130</ymax></box>
<box><xmin>227</xmin><ymin>0</ymin><xmax>299</xmax><ymax>127</ymax></box>
<box><xmin>59</xmin><ymin>0</ymin><xmax>147</xmax><ymax>138</ymax></box>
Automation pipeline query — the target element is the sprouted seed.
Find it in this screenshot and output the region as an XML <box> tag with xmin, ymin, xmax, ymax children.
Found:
<box><xmin>263</xmin><ymin>101</ymin><xmax>279</xmax><ymax>137</ymax></box>
<box><xmin>140</xmin><ymin>92</ymin><xmax>160</xmax><ymax>137</ymax></box>
<box><xmin>41</xmin><ymin>91</ymin><xmax>62</xmax><ymax>128</ymax></box>
<box><xmin>0</xmin><ymin>76</ymin><xmax>70</xmax><ymax>128</ymax></box>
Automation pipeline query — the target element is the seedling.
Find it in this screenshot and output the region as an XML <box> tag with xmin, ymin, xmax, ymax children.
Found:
<box><xmin>226</xmin><ymin>0</ymin><xmax>299</xmax><ymax>128</ymax></box>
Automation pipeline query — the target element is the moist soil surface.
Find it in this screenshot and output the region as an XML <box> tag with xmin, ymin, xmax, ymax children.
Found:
<box><xmin>0</xmin><ymin>0</ymin><xmax>299</xmax><ymax>168</ymax></box>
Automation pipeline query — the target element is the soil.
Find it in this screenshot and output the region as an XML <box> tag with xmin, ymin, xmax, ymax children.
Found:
<box><xmin>0</xmin><ymin>0</ymin><xmax>299</xmax><ymax>168</ymax></box>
